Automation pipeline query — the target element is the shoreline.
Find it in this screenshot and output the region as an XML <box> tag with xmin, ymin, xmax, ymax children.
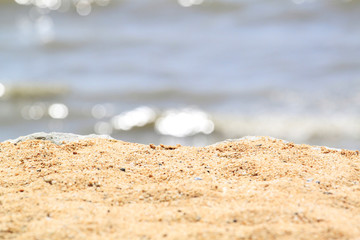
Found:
<box><xmin>1</xmin><ymin>133</ymin><xmax>359</xmax><ymax>239</ymax></box>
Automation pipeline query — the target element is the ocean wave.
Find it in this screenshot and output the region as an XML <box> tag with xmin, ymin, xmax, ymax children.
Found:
<box><xmin>213</xmin><ymin>113</ymin><xmax>360</xmax><ymax>148</ymax></box>
<box><xmin>1</xmin><ymin>99</ymin><xmax>360</xmax><ymax>149</ymax></box>
<box><xmin>0</xmin><ymin>0</ymin><xmax>17</xmax><ymax>5</ymax></box>
<box><xmin>0</xmin><ymin>83</ymin><xmax>70</xmax><ymax>100</ymax></box>
<box><xmin>5</xmin><ymin>0</ymin><xmax>244</xmax><ymax>11</ymax></box>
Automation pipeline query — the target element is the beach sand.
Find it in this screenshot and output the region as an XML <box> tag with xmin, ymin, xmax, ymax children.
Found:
<box><xmin>1</xmin><ymin>136</ymin><xmax>360</xmax><ymax>239</ymax></box>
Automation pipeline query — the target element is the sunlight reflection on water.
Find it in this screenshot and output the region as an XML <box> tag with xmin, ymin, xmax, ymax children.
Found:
<box><xmin>2</xmin><ymin>0</ymin><xmax>360</xmax><ymax>149</ymax></box>
<box><xmin>21</xmin><ymin>103</ymin><xmax>46</xmax><ymax>120</ymax></box>
<box><xmin>155</xmin><ymin>108</ymin><xmax>214</xmax><ymax>137</ymax></box>
<box><xmin>0</xmin><ymin>83</ymin><xmax>5</xmax><ymax>98</ymax></box>
<box><xmin>48</xmin><ymin>103</ymin><xmax>69</xmax><ymax>119</ymax></box>
<box><xmin>111</xmin><ymin>106</ymin><xmax>157</xmax><ymax>131</ymax></box>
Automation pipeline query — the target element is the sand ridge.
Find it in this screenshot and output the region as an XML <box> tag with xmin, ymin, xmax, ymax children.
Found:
<box><xmin>0</xmin><ymin>136</ymin><xmax>359</xmax><ymax>239</ymax></box>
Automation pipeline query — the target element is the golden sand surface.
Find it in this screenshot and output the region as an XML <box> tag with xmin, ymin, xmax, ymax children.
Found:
<box><xmin>0</xmin><ymin>137</ymin><xmax>360</xmax><ymax>240</ymax></box>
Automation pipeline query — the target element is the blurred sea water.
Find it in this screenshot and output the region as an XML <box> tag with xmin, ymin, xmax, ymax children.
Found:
<box><xmin>1</xmin><ymin>0</ymin><xmax>360</xmax><ymax>149</ymax></box>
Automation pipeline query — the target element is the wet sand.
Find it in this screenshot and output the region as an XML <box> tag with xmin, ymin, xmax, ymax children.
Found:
<box><xmin>1</xmin><ymin>136</ymin><xmax>360</xmax><ymax>239</ymax></box>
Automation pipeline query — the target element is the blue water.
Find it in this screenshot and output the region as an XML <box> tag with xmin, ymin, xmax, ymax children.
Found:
<box><xmin>1</xmin><ymin>0</ymin><xmax>360</xmax><ymax>149</ymax></box>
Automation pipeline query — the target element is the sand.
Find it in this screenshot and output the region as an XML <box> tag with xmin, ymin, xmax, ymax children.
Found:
<box><xmin>0</xmin><ymin>136</ymin><xmax>360</xmax><ymax>240</ymax></box>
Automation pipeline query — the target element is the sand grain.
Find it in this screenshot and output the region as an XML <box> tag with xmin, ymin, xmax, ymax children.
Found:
<box><xmin>0</xmin><ymin>137</ymin><xmax>359</xmax><ymax>239</ymax></box>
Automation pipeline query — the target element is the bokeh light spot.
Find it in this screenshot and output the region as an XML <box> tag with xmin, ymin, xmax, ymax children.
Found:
<box><xmin>48</xmin><ymin>103</ymin><xmax>68</xmax><ymax>119</ymax></box>
<box><xmin>29</xmin><ymin>104</ymin><xmax>45</xmax><ymax>120</ymax></box>
<box><xmin>21</xmin><ymin>103</ymin><xmax>46</xmax><ymax>120</ymax></box>
<box><xmin>155</xmin><ymin>108</ymin><xmax>214</xmax><ymax>137</ymax></box>
<box><xmin>15</xmin><ymin>0</ymin><xmax>31</xmax><ymax>5</ymax></box>
<box><xmin>112</xmin><ymin>106</ymin><xmax>157</xmax><ymax>131</ymax></box>
<box><xmin>178</xmin><ymin>0</ymin><xmax>204</xmax><ymax>7</ymax></box>
<box><xmin>35</xmin><ymin>15</ymin><xmax>54</xmax><ymax>43</ymax></box>
<box><xmin>76</xmin><ymin>0</ymin><xmax>92</xmax><ymax>16</ymax></box>
<box><xmin>0</xmin><ymin>83</ymin><xmax>5</xmax><ymax>97</ymax></box>
<box><xmin>91</xmin><ymin>104</ymin><xmax>107</xmax><ymax>119</ymax></box>
<box><xmin>94</xmin><ymin>121</ymin><xmax>113</xmax><ymax>135</ymax></box>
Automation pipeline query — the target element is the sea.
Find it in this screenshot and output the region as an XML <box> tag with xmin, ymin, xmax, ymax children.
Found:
<box><xmin>1</xmin><ymin>0</ymin><xmax>360</xmax><ymax>149</ymax></box>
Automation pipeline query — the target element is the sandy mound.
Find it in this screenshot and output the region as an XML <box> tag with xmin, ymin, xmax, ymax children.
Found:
<box><xmin>0</xmin><ymin>136</ymin><xmax>359</xmax><ymax>239</ymax></box>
